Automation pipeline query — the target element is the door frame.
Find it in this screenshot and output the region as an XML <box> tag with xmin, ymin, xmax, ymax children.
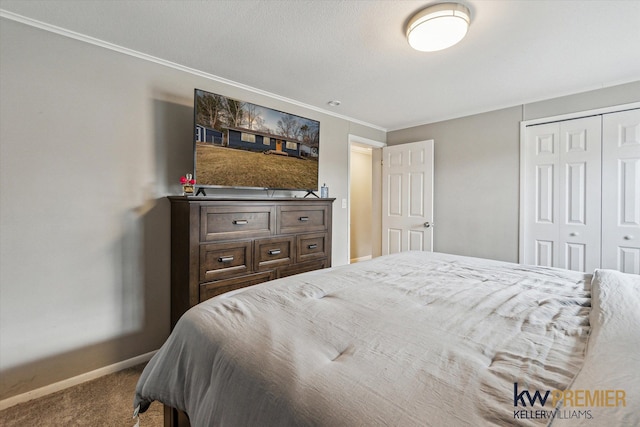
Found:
<box><xmin>347</xmin><ymin>134</ymin><xmax>386</xmax><ymax>263</ymax></box>
<box><xmin>518</xmin><ymin>101</ymin><xmax>640</xmax><ymax>263</ymax></box>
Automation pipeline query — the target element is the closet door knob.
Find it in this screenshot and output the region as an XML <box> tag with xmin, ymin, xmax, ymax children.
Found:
<box><xmin>569</xmin><ymin>232</ymin><xmax>579</xmax><ymax>237</ymax></box>
<box><xmin>624</xmin><ymin>235</ymin><xmax>634</xmax><ymax>240</ymax></box>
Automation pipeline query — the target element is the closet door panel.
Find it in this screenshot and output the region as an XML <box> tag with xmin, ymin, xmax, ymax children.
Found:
<box><xmin>602</xmin><ymin>109</ymin><xmax>640</xmax><ymax>274</ymax></box>
<box><xmin>523</xmin><ymin>123</ymin><xmax>560</xmax><ymax>267</ymax></box>
<box><xmin>558</xmin><ymin>117</ymin><xmax>602</xmax><ymax>273</ymax></box>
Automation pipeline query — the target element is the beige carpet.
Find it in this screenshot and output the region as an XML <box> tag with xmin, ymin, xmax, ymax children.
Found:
<box><xmin>0</xmin><ymin>363</ymin><xmax>163</xmax><ymax>426</ymax></box>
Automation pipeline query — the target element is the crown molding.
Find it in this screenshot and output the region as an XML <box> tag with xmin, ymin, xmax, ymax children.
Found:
<box><xmin>0</xmin><ymin>9</ymin><xmax>387</xmax><ymax>133</ymax></box>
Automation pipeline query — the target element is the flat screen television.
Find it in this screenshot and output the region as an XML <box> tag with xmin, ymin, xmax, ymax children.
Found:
<box><xmin>193</xmin><ymin>88</ymin><xmax>320</xmax><ymax>192</ymax></box>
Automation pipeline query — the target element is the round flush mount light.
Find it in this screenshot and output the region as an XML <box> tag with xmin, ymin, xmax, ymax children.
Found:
<box><xmin>327</xmin><ymin>100</ymin><xmax>341</xmax><ymax>107</ymax></box>
<box><xmin>406</xmin><ymin>2</ymin><xmax>471</xmax><ymax>52</ymax></box>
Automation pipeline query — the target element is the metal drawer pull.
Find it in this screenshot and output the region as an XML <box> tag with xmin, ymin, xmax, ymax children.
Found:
<box><xmin>299</xmin><ymin>216</ymin><xmax>309</xmax><ymax>221</ymax></box>
<box><xmin>268</xmin><ymin>249</ymin><xmax>281</xmax><ymax>255</ymax></box>
<box><xmin>232</xmin><ymin>219</ymin><xmax>248</xmax><ymax>225</ymax></box>
<box><xmin>308</xmin><ymin>244</ymin><xmax>318</xmax><ymax>249</ymax></box>
<box><xmin>218</xmin><ymin>256</ymin><xmax>234</xmax><ymax>263</ymax></box>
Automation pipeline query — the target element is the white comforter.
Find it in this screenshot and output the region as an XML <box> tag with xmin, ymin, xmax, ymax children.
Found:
<box><xmin>134</xmin><ymin>252</ymin><xmax>638</xmax><ymax>426</ymax></box>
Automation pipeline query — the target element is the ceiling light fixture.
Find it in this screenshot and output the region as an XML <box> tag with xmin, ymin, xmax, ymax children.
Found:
<box><xmin>406</xmin><ymin>2</ymin><xmax>471</xmax><ymax>52</ymax></box>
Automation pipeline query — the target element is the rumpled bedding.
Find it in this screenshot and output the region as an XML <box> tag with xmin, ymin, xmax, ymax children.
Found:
<box><xmin>134</xmin><ymin>251</ymin><xmax>628</xmax><ymax>426</ymax></box>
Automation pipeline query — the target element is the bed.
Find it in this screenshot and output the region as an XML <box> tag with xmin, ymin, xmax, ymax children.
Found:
<box><xmin>134</xmin><ymin>251</ymin><xmax>640</xmax><ymax>426</ymax></box>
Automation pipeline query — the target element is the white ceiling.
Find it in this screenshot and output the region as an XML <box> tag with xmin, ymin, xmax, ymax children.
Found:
<box><xmin>2</xmin><ymin>0</ymin><xmax>640</xmax><ymax>131</ymax></box>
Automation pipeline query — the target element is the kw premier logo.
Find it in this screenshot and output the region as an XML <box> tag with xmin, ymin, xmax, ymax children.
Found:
<box><xmin>512</xmin><ymin>383</ymin><xmax>626</xmax><ymax>420</ymax></box>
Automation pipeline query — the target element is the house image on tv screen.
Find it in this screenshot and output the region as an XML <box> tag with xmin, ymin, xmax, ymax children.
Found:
<box><xmin>223</xmin><ymin>126</ymin><xmax>317</xmax><ymax>158</ymax></box>
<box><xmin>195</xmin><ymin>124</ymin><xmax>223</xmax><ymax>144</ymax></box>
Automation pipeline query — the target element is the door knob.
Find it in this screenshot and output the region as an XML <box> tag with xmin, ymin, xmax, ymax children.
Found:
<box><xmin>569</xmin><ymin>232</ymin><xmax>579</xmax><ymax>237</ymax></box>
<box><xmin>624</xmin><ymin>235</ymin><xmax>634</xmax><ymax>240</ymax></box>
<box><xmin>424</xmin><ymin>221</ymin><xmax>433</xmax><ymax>228</ymax></box>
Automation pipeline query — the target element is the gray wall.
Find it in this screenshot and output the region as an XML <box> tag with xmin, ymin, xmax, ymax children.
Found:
<box><xmin>0</xmin><ymin>18</ymin><xmax>385</xmax><ymax>400</ymax></box>
<box><xmin>387</xmin><ymin>81</ymin><xmax>640</xmax><ymax>262</ymax></box>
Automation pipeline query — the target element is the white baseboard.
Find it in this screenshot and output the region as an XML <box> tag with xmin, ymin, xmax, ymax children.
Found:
<box><xmin>350</xmin><ymin>255</ymin><xmax>372</xmax><ymax>263</ymax></box>
<box><xmin>0</xmin><ymin>350</ymin><xmax>157</xmax><ymax>411</ymax></box>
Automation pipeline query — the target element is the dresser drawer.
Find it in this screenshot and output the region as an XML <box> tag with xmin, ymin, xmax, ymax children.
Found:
<box><xmin>200</xmin><ymin>240</ymin><xmax>252</xmax><ymax>282</ymax></box>
<box><xmin>255</xmin><ymin>236</ymin><xmax>294</xmax><ymax>271</ymax></box>
<box><xmin>278</xmin><ymin>204</ymin><xmax>329</xmax><ymax>234</ymax></box>
<box><xmin>200</xmin><ymin>205</ymin><xmax>275</xmax><ymax>241</ymax></box>
<box><xmin>297</xmin><ymin>232</ymin><xmax>328</xmax><ymax>262</ymax></box>
<box><xmin>199</xmin><ymin>271</ymin><xmax>275</xmax><ymax>302</ymax></box>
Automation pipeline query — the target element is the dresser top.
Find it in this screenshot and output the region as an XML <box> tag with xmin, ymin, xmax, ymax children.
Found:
<box><xmin>168</xmin><ymin>196</ymin><xmax>335</xmax><ymax>203</ymax></box>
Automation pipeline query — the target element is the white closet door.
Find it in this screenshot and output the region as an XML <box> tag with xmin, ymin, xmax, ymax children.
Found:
<box><xmin>523</xmin><ymin>122</ymin><xmax>560</xmax><ymax>267</ymax></box>
<box><xmin>523</xmin><ymin>116</ymin><xmax>601</xmax><ymax>272</ymax></box>
<box><xmin>602</xmin><ymin>109</ymin><xmax>640</xmax><ymax>274</ymax></box>
<box><xmin>558</xmin><ymin>117</ymin><xmax>602</xmax><ymax>272</ymax></box>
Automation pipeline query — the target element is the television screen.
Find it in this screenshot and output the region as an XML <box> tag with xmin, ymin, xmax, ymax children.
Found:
<box><xmin>193</xmin><ymin>88</ymin><xmax>320</xmax><ymax>191</ymax></box>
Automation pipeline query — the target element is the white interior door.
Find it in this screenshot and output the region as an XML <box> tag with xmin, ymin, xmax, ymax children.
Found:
<box><xmin>602</xmin><ymin>109</ymin><xmax>640</xmax><ymax>274</ymax></box>
<box><xmin>522</xmin><ymin>116</ymin><xmax>601</xmax><ymax>272</ymax></box>
<box><xmin>558</xmin><ymin>117</ymin><xmax>602</xmax><ymax>272</ymax></box>
<box><xmin>523</xmin><ymin>122</ymin><xmax>560</xmax><ymax>267</ymax></box>
<box><xmin>382</xmin><ymin>140</ymin><xmax>434</xmax><ymax>255</ymax></box>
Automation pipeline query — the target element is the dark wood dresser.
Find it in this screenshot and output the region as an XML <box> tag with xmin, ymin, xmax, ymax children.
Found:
<box><xmin>168</xmin><ymin>196</ymin><xmax>334</xmax><ymax>327</ymax></box>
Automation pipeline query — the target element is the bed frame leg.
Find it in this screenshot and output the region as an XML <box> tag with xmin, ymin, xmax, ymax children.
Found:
<box><xmin>164</xmin><ymin>405</ymin><xmax>191</xmax><ymax>427</ymax></box>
